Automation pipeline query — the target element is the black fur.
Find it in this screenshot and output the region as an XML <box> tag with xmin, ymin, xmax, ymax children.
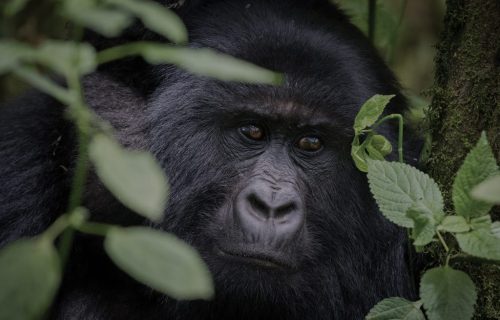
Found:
<box><xmin>0</xmin><ymin>1</ymin><xmax>416</xmax><ymax>319</ymax></box>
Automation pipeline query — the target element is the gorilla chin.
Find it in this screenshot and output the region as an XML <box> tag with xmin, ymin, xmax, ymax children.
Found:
<box><xmin>0</xmin><ymin>0</ymin><xmax>419</xmax><ymax>319</ymax></box>
<box><xmin>215</xmin><ymin>245</ymin><xmax>296</xmax><ymax>270</ymax></box>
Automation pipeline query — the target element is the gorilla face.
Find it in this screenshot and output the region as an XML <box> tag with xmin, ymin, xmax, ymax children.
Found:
<box><xmin>0</xmin><ymin>1</ymin><xmax>416</xmax><ymax>319</ymax></box>
<box><xmin>141</xmin><ymin>2</ymin><xmax>413</xmax><ymax>317</ymax></box>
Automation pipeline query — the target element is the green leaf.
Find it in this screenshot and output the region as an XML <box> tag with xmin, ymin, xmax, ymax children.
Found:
<box><xmin>0</xmin><ymin>41</ymin><xmax>33</xmax><ymax>74</ymax></box>
<box><xmin>336</xmin><ymin>0</ymin><xmax>398</xmax><ymax>54</ymax></box>
<box><xmin>35</xmin><ymin>41</ymin><xmax>97</xmax><ymax>76</ymax></box>
<box><xmin>366</xmin><ymin>298</ymin><xmax>425</xmax><ymax>320</ymax></box>
<box><xmin>406</xmin><ymin>204</ymin><xmax>436</xmax><ymax>246</ymax></box>
<box><xmin>365</xmin><ymin>135</ymin><xmax>385</xmax><ymax>161</ymax></box>
<box><xmin>351</xmin><ymin>136</ymin><xmax>369</xmax><ymax>172</ymax></box>
<box><xmin>365</xmin><ymin>144</ymin><xmax>385</xmax><ymax>161</ymax></box>
<box><xmin>352</xmin><ymin>134</ymin><xmax>392</xmax><ymax>172</ymax></box>
<box><xmin>3</xmin><ymin>0</ymin><xmax>30</xmax><ymax>15</ymax></box>
<box><xmin>353</xmin><ymin>94</ymin><xmax>394</xmax><ymax>134</ymax></box>
<box><xmin>438</xmin><ymin>216</ymin><xmax>470</xmax><ymax>233</ymax></box>
<box><xmin>104</xmin><ymin>227</ymin><xmax>214</xmax><ymax>300</ymax></box>
<box><xmin>63</xmin><ymin>0</ymin><xmax>133</xmax><ymax>37</ymax></box>
<box><xmin>0</xmin><ymin>238</ymin><xmax>61</xmax><ymax>320</ymax></box>
<box><xmin>89</xmin><ymin>134</ymin><xmax>169</xmax><ymax>222</ymax></box>
<box><xmin>453</xmin><ymin>132</ymin><xmax>498</xmax><ymax>218</ymax></box>
<box><xmin>469</xmin><ymin>215</ymin><xmax>492</xmax><ymax>230</ymax></box>
<box><xmin>492</xmin><ymin>222</ymin><xmax>500</xmax><ymax>239</ymax></box>
<box><xmin>107</xmin><ymin>0</ymin><xmax>187</xmax><ymax>43</ymax></box>
<box><xmin>370</xmin><ymin>134</ymin><xmax>393</xmax><ymax>156</ymax></box>
<box><xmin>367</xmin><ymin>160</ymin><xmax>444</xmax><ymax>228</ymax></box>
<box><xmin>0</xmin><ymin>40</ymin><xmax>97</xmax><ymax>76</ymax></box>
<box><xmin>420</xmin><ymin>267</ymin><xmax>476</xmax><ymax>320</ymax></box>
<box><xmin>141</xmin><ymin>45</ymin><xmax>283</xmax><ymax>84</ymax></box>
<box><xmin>456</xmin><ymin>230</ymin><xmax>500</xmax><ymax>261</ymax></box>
<box><xmin>471</xmin><ymin>175</ymin><xmax>500</xmax><ymax>204</ymax></box>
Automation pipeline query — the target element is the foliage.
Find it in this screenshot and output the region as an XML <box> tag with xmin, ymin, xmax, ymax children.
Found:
<box><xmin>335</xmin><ymin>0</ymin><xmax>404</xmax><ymax>62</ymax></box>
<box><xmin>0</xmin><ymin>0</ymin><xmax>282</xmax><ymax>319</ymax></box>
<box><xmin>353</xmin><ymin>96</ymin><xmax>500</xmax><ymax>320</ymax></box>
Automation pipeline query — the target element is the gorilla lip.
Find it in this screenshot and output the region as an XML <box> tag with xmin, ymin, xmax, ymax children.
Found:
<box><xmin>215</xmin><ymin>246</ymin><xmax>292</xmax><ymax>270</ymax></box>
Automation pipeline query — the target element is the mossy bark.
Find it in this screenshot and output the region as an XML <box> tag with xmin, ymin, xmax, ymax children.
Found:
<box><xmin>426</xmin><ymin>0</ymin><xmax>499</xmax><ymax>319</ymax></box>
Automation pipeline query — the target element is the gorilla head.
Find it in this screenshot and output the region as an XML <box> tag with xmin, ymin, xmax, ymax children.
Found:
<box><xmin>0</xmin><ymin>0</ymin><xmax>416</xmax><ymax>319</ymax></box>
<box><xmin>140</xmin><ymin>0</ymin><xmax>415</xmax><ymax>318</ymax></box>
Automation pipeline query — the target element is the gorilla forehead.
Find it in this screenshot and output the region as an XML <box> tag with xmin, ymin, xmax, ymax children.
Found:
<box><xmin>150</xmin><ymin>74</ymin><xmax>355</xmax><ymax>143</ymax></box>
<box><xmin>154</xmin><ymin>0</ymin><xmax>400</xmax><ymax>129</ymax></box>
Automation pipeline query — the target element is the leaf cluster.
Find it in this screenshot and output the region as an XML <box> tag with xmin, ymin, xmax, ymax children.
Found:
<box><xmin>353</xmin><ymin>96</ymin><xmax>500</xmax><ymax>320</ymax></box>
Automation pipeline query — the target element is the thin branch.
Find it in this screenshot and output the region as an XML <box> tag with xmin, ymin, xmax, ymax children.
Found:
<box><xmin>58</xmin><ymin>71</ymin><xmax>92</xmax><ymax>267</ymax></box>
<box><xmin>368</xmin><ymin>0</ymin><xmax>377</xmax><ymax>43</ymax></box>
<box><xmin>13</xmin><ymin>66</ymin><xmax>73</xmax><ymax>104</ymax></box>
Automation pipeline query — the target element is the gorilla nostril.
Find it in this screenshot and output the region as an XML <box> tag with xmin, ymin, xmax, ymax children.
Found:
<box><xmin>247</xmin><ymin>193</ymin><xmax>270</xmax><ymax>218</ymax></box>
<box><xmin>274</xmin><ymin>202</ymin><xmax>297</xmax><ymax>219</ymax></box>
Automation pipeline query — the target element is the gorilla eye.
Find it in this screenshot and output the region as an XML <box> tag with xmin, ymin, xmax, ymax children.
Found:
<box><xmin>297</xmin><ymin>136</ymin><xmax>322</xmax><ymax>152</ymax></box>
<box><xmin>240</xmin><ymin>125</ymin><xmax>265</xmax><ymax>141</ymax></box>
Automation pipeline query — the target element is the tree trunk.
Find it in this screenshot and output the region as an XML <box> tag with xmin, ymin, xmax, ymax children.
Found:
<box><xmin>426</xmin><ymin>0</ymin><xmax>499</xmax><ymax>319</ymax></box>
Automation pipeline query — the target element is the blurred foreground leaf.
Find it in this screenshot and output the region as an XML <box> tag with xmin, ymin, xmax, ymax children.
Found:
<box><xmin>35</xmin><ymin>41</ymin><xmax>97</xmax><ymax>76</ymax></box>
<box><xmin>0</xmin><ymin>40</ymin><xmax>97</xmax><ymax>77</ymax></box>
<box><xmin>107</xmin><ymin>0</ymin><xmax>187</xmax><ymax>43</ymax></box>
<box><xmin>98</xmin><ymin>43</ymin><xmax>283</xmax><ymax>84</ymax></box>
<box><xmin>89</xmin><ymin>134</ymin><xmax>168</xmax><ymax>222</ymax></box>
<box><xmin>471</xmin><ymin>175</ymin><xmax>500</xmax><ymax>204</ymax></box>
<box><xmin>3</xmin><ymin>0</ymin><xmax>29</xmax><ymax>16</ymax></box>
<box><xmin>0</xmin><ymin>238</ymin><xmax>61</xmax><ymax>320</ymax></box>
<box><xmin>105</xmin><ymin>227</ymin><xmax>214</xmax><ymax>300</ymax></box>
<box><xmin>141</xmin><ymin>45</ymin><xmax>283</xmax><ymax>84</ymax></box>
<box><xmin>63</xmin><ymin>0</ymin><xmax>133</xmax><ymax>37</ymax></box>
<box><xmin>0</xmin><ymin>41</ymin><xmax>33</xmax><ymax>74</ymax></box>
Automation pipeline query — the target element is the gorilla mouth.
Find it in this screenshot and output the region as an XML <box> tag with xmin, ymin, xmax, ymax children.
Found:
<box><xmin>215</xmin><ymin>246</ymin><xmax>293</xmax><ymax>270</ymax></box>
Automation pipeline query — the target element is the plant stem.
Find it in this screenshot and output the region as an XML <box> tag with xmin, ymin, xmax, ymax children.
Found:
<box><xmin>436</xmin><ymin>230</ymin><xmax>450</xmax><ymax>253</ymax></box>
<box><xmin>58</xmin><ymin>71</ymin><xmax>92</xmax><ymax>266</ymax></box>
<box><xmin>43</xmin><ymin>215</ymin><xmax>70</xmax><ymax>242</ymax></box>
<box><xmin>372</xmin><ymin>113</ymin><xmax>412</xmax><ymax>292</ymax></box>
<box><xmin>368</xmin><ymin>0</ymin><xmax>377</xmax><ymax>42</ymax></box>
<box><xmin>66</xmin><ymin>74</ymin><xmax>90</xmax><ymax>213</ymax></box>
<box><xmin>14</xmin><ymin>66</ymin><xmax>73</xmax><ymax>104</ymax></box>
<box><xmin>75</xmin><ymin>222</ymin><xmax>114</xmax><ymax>237</ymax></box>
<box><xmin>386</xmin><ymin>0</ymin><xmax>408</xmax><ymax>64</ymax></box>
<box><xmin>96</xmin><ymin>42</ymin><xmax>149</xmax><ymax>65</ymax></box>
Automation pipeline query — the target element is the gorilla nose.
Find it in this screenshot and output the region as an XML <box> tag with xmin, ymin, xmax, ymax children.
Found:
<box><xmin>235</xmin><ymin>182</ymin><xmax>304</xmax><ymax>240</ymax></box>
<box><xmin>247</xmin><ymin>192</ymin><xmax>297</xmax><ymax>220</ymax></box>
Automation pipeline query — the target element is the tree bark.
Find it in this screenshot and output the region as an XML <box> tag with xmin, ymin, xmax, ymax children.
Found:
<box><xmin>426</xmin><ymin>0</ymin><xmax>499</xmax><ymax>319</ymax></box>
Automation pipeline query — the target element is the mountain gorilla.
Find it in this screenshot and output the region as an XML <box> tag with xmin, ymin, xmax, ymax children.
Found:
<box><xmin>0</xmin><ymin>0</ymin><xmax>417</xmax><ymax>319</ymax></box>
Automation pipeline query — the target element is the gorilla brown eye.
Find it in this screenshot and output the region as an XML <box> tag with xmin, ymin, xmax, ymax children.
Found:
<box><xmin>297</xmin><ymin>136</ymin><xmax>322</xmax><ymax>151</ymax></box>
<box><xmin>240</xmin><ymin>125</ymin><xmax>264</xmax><ymax>140</ymax></box>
